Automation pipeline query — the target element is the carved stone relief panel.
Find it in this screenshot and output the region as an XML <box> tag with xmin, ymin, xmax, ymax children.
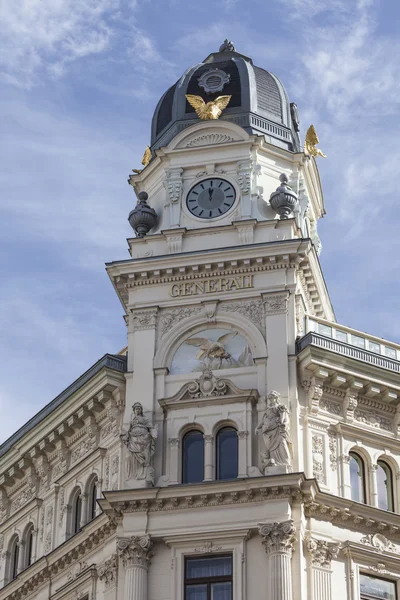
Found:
<box><xmin>312</xmin><ymin>433</ymin><xmax>326</xmax><ymax>485</ymax></box>
<box><xmin>220</xmin><ymin>299</ymin><xmax>264</xmax><ymax>334</ymax></box>
<box><xmin>158</xmin><ymin>306</ymin><xmax>203</xmax><ymax>338</ymax></box>
<box><xmin>170</xmin><ymin>328</ymin><xmax>253</xmax><ymax>374</ymax></box>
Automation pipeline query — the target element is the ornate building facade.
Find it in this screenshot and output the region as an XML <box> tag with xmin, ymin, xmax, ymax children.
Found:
<box><xmin>0</xmin><ymin>40</ymin><xmax>399</xmax><ymax>600</ymax></box>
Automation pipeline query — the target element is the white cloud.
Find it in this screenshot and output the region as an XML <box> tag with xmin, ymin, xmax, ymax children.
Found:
<box><xmin>0</xmin><ymin>0</ymin><xmax>140</xmax><ymax>86</ymax></box>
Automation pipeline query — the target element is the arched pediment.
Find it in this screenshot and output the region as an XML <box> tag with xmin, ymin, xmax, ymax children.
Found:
<box><xmin>159</xmin><ymin>368</ymin><xmax>258</xmax><ymax>411</ymax></box>
<box><xmin>168</xmin><ymin>120</ymin><xmax>249</xmax><ymax>151</ymax></box>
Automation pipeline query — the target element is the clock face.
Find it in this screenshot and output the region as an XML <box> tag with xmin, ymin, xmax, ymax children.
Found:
<box><xmin>186</xmin><ymin>178</ymin><xmax>236</xmax><ymax>219</ymax></box>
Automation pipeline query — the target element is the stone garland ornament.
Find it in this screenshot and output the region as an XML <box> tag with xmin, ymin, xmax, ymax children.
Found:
<box><xmin>120</xmin><ymin>403</ymin><xmax>158</xmax><ymax>486</ymax></box>
<box><xmin>256</xmin><ymin>391</ymin><xmax>292</xmax><ymax>474</ymax></box>
<box><xmin>269</xmin><ymin>173</ymin><xmax>299</xmax><ymax>220</ymax></box>
<box><xmin>117</xmin><ymin>535</ymin><xmax>153</xmax><ymax>569</ymax></box>
<box><xmin>128</xmin><ymin>191</ymin><xmax>158</xmax><ymax>238</ymax></box>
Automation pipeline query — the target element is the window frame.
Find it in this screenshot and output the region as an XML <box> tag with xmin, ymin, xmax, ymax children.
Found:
<box><xmin>216</xmin><ymin>427</ymin><xmax>238</xmax><ymax>481</ymax></box>
<box><xmin>184</xmin><ymin>554</ymin><xmax>233</xmax><ymax>600</ymax></box>
<box><xmin>24</xmin><ymin>524</ymin><xmax>34</xmax><ymax>569</ymax></box>
<box><xmin>349</xmin><ymin>451</ymin><xmax>367</xmax><ymax>504</ymax></box>
<box><xmin>87</xmin><ymin>476</ymin><xmax>98</xmax><ymax>522</ymax></box>
<box><xmin>182</xmin><ymin>430</ymin><xmax>205</xmax><ymax>484</ymax></box>
<box><xmin>359</xmin><ymin>571</ymin><xmax>398</xmax><ymax>600</ymax></box>
<box><xmin>10</xmin><ymin>536</ymin><xmax>19</xmax><ymax>581</ymax></box>
<box><xmin>376</xmin><ymin>460</ymin><xmax>394</xmax><ymax>512</ymax></box>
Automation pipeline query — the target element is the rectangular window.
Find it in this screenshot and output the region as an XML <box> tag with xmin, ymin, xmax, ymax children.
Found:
<box><xmin>184</xmin><ymin>555</ymin><xmax>232</xmax><ymax>600</ymax></box>
<box><xmin>360</xmin><ymin>573</ymin><xmax>396</xmax><ymax>600</ymax></box>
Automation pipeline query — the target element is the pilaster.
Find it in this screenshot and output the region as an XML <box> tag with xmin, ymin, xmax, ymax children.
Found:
<box><xmin>117</xmin><ymin>535</ymin><xmax>153</xmax><ymax>600</ymax></box>
<box><xmin>306</xmin><ymin>537</ymin><xmax>340</xmax><ymax>600</ymax></box>
<box><xmin>263</xmin><ymin>291</ymin><xmax>289</xmax><ymax>394</ymax></box>
<box><xmin>258</xmin><ymin>520</ymin><xmax>296</xmax><ymax>600</ymax></box>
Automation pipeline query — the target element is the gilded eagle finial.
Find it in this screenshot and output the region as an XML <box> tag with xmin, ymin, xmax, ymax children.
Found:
<box><xmin>185</xmin><ymin>94</ymin><xmax>232</xmax><ymax>120</ymax></box>
<box><xmin>132</xmin><ymin>145</ymin><xmax>153</xmax><ymax>174</ymax></box>
<box><xmin>304</xmin><ymin>125</ymin><xmax>326</xmax><ymax>158</ymax></box>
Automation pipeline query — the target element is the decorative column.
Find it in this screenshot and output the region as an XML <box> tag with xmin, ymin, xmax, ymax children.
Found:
<box><xmin>237</xmin><ymin>431</ymin><xmax>248</xmax><ymax>478</ymax></box>
<box><xmin>306</xmin><ymin>538</ymin><xmax>340</xmax><ymax>600</ymax></box>
<box><xmin>17</xmin><ymin>540</ymin><xmax>25</xmax><ymax>574</ymax></box>
<box><xmin>369</xmin><ymin>465</ymin><xmax>379</xmax><ymax>508</ymax></box>
<box><xmin>80</xmin><ymin>493</ymin><xmax>88</xmax><ymax>528</ymax></box>
<box><xmin>117</xmin><ymin>535</ymin><xmax>153</xmax><ymax>600</ymax></box>
<box><xmin>258</xmin><ymin>520</ymin><xmax>296</xmax><ymax>600</ymax></box>
<box><xmin>168</xmin><ymin>438</ymin><xmax>180</xmax><ymax>485</ymax></box>
<box><xmin>203</xmin><ymin>435</ymin><xmax>213</xmax><ymax>481</ymax></box>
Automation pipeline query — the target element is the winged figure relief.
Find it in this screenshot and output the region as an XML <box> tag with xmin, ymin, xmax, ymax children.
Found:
<box><xmin>185</xmin><ymin>332</ymin><xmax>238</xmax><ymax>368</ymax></box>
<box><xmin>186</xmin><ymin>94</ymin><xmax>232</xmax><ymax>120</ymax></box>
<box><xmin>304</xmin><ymin>125</ymin><xmax>326</xmax><ymax>158</ymax></box>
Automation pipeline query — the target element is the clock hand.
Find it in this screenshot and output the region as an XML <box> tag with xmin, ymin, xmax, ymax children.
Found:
<box><xmin>208</xmin><ymin>187</ymin><xmax>214</xmax><ymax>201</ymax></box>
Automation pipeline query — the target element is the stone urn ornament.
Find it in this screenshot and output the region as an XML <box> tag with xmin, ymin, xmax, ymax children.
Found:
<box><xmin>128</xmin><ymin>191</ymin><xmax>158</xmax><ymax>238</ymax></box>
<box><xmin>269</xmin><ymin>174</ymin><xmax>298</xmax><ymax>220</ymax></box>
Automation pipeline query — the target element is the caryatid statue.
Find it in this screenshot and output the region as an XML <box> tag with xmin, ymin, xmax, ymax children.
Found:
<box><xmin>256</xmin><ymin>391</ymin><xmax>292</xmax><ymax>473</ymax></box>
<box><xmin>121</xmin><ymin>402</ymin><xmax>158</xmax><ymax>485</ymax></box>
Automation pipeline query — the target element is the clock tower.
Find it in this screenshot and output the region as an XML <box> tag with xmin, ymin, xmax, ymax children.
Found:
<box><xmin>2</xmin><ymin>38</ymin><xmax>400</xmax><ymax>600</ymax></box>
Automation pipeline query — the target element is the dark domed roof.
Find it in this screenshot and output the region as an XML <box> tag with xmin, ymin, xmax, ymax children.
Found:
<box><xmin>151</xmin><ymin>42</ymin><xmax>301</xmax><ymax>152</ymax></box>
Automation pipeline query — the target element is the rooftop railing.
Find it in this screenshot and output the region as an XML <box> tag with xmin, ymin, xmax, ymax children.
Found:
<box><xmin>298</xmin><ymin>316</ymin><xmax>400</xmax><ymax>373</ymax></box>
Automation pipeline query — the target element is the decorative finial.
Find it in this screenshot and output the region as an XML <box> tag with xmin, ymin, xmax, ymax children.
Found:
<box><xmin>128</xmin><ymin>191</ymin><xmax>158</xmax><ymax>238</ymax></box>
<box><xmin>219</xmin><ymin>39</ymin><xmax>236</xmax><ymax>52</ymax></box>
<box><xmin>269</xmin><ymin>174</ymin><xmax>298</xmax><ymax>220</ymax></box>
<box><xmin>304</xmin><ymin>125</ymin><xmax>326</xmax><ymax>158</ymax></box>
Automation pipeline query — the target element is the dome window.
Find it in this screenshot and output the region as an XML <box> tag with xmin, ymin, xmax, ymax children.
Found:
<box><xmin>198</xmin><ymin>68</ymin><xmax>230</xmax><ymax>94</ymax></box>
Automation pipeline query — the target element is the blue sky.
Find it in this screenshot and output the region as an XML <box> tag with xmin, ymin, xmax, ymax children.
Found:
<box><xmin>1</xmin><ymin>0</ymin><xmax>399</xmax><ymax>442</ymax></box>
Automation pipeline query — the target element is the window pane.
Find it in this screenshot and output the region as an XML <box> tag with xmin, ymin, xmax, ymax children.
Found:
<box><xmin>27</xmin><ymin>529</ymin><xmax>33</xmax><ymax>566</ymax></box>
<box><xmin>377</xmin><ymin>462</ymin><xmax>393</xmax><ymax>512</ymax></box>
<box><xmin>349</xmin><ymin>454</ymin><xmax>365</xmax><ymax>503</ymax></box>
<box><xmin>368</xmin><ymin>341</ymin><xmax>381</xmax><ymax>354</ymax></box>
<box><xmin>186</xmin><ymin>584</ymin><xmax>207</xmax><ymax>600</ymax></box>
<box><xmin>183</xmin><ymin>432</ymin><xmax>204</xmax><ymax>484</ymax></box>
<box><xmin>186</xmin><ymin>556</ymin><xmax>232</xmax><ymax>579</ymax></box>
<box><xmin>384</xmin><ymin>347</ymin><xmax>396</xmax><ymax>359</ymax></box>
<box><xmin>360</xmin><ymin>574</ymin><xmax>396</xmax><ymax>600</ymax></box>
<box><xmin>318</xmin><ymin>324</ymin><xmax>332</xmax><ymax>337</ymax></box>
<box><xmin>352</xmin><ymin>335</ymin><xmax>365</xmax><ymax>348</ymax></box>
<box><xmin>217</xmin><ymin>428</ymin><xmax>238</xmax><ymax>480</ymax></box>
<box><xmin>211</xmin><ymin>582</ymin><xmax>232</xmax><ymax>600</ymax></box>
<box><xmin>335</xmin><ymin>330</ymin><xmax>348</xmax><ymax>343</ymax></box>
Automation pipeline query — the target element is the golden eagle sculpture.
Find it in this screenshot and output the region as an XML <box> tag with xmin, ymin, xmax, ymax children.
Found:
<box><xmin>186</xmin><ymin>94</ymin><xmax>232</xmax><ymax>120</ymax></box>
<box><xmin>132</xmin><ymin>146</ymin><xmax>152</xmax><ymax>174</ymax></box>
<box><xmin>304</xmin><ymin>125</ymin><xmax>326</xmax><ymax>158</ymax></box>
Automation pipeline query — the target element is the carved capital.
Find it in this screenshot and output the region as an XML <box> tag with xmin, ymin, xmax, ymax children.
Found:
<box><xmin>263</xmin><ymin>293</ymin><xmax>288</xmax><ymax>316</ymax></box>
<box><xmin>168</xmin><ymin>437</ymin><xmax>180</xmax><ymax>448</ymax></box>
<box><xmin>117</xmin><ymin>535</ymin><xmax>153</xmax><ymax>569</ymax></box>
<box><xmin>258</xmin><ymin>520</ymin><xmax>296</xmax><ymax>555</ymax></box>
<box><xmin>130</xmin><ymin>308</ymin><xmax>158</xmax><ymax>331</ymax></box>
<box><xmin>203</xmin><ymin>434</ymin><xmax>213</xmax><ymax>443</ymax></box>
<box><xmin>306</xmin><ymin>537</ymin><xmax>340</xmax><ymax>568</ymax></box>
<box><xmin>237</xmin><ymin>430</ymin><xmax>248</xmax><ymax>439</ymax></box>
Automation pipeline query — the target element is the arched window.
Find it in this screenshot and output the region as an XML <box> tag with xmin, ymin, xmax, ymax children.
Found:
<box><xmin>87</xmin><ymin>477</ymin><xmax>98</xmax><ymax>522</ymax></box>
<box><xmin>24</xmin><ymin>524</ymin><xmax>34</xmax><ymax>569</ymax></box>
<box><xmin>377</xmin><ymin>460</ymin><xmax>394</xmax><ymax>512</ymax></box>
<box><xmin>216</xmin><ymin>427</ymin><xmax>238</xmax><ymax>480</ymax></box>
<box><xmin>182</xmin><ymin>431</ymin><xmax>204</xmax><ymax>484</ymax></box>
<box><xmin>72</xmin><ymin>490</ymin><xmax>82</xmax><ymax>535</ymax></box>
<box><xmin>349</xmin><ymin>452</ymin><xmax>366</xmax><ymax>503</ymax></box>
<box><xmin>8</xmin><ymin>535</ymin><xmax>19</xmax><ymax>581</ymax></box>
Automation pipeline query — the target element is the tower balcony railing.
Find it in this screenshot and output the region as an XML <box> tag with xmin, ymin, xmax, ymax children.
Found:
<box><xmin>297</xmin><ymin>315</ymin><xmax>400</xmax><ymax>374</ymax></box>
